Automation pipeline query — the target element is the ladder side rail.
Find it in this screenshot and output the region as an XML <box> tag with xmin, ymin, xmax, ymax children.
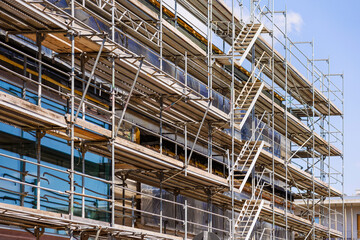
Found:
<box><xmin>240</xmin><ymin>178</ymin><xmax>265</xmax><ymax>228</ymax></box>
<box><xmin>235</xmin><ymin>50</ymin><xmax>267</xmax><ymax>108</ymax></box>
<box><xmin>236</xmin><ymin>141</ymin><xmax>265</xmax><ymax>194</ymax></box>
<box><xmin>240</xmin><ymin>167</ymin><xmax>267</xmax><ymax>219</ymax></box>
<box><xmin>244</xmin><ymin>200</ymin><xmax>265</xmax><ymax>240</ymax></box>
<box><xmin>237</xmin><ymin>24</ymin><xmax>264</xmax><ymax>67</ymax></box>
<box><xmin>240</xmin><ymin>22</ymin><xmax>255</xmax><ymax>46</ymax></box>
<box><xmin>238</xmin><ymin>82</ymin><xmax>264</xmax><ymax>130</ymax></box>
<box><xmin>239</xmin><ymin>111</ymin><xmax>267</xmax><ymax>171</ymax></box>
<box><xmin>238</xmin><ymin>52</ymin><xmax>269</xmax><ymax>109</ymax></box>
<box><xmin>239</xmin><ymin>181</ymin><xmax>266</xmax><ymax>234</ymax></box>
<box><xmin>238</xmin><ymin>162</ymin><xmax>267</xmax><ymax>225</ymax></box>
<box><xmin>232</xmin><ymin>111</ymin><xmax>267</xmax><ymax>175</ymax></box>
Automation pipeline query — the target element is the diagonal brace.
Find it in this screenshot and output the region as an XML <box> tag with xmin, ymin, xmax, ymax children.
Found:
<box><xmin>74</xmin><ymin>38</ymin><xmax>106</xmax><ymax>121</ymax></box>
<box><xmin>187</xmin><ymin>100</ymin><xmax>211</xmax><ymax>166</ymax></box>
<box><xmin>115</xmin><ymin>58</ymin><xmax>144</xmax><ymax>139</ymax></box>
<box><xmin>287</xmin><ymin>135</ymin><xmax>312</xmax><ymax>163</ymax></box>
<box><xmin>94</xmin><ymin>226</ymin><xmax>102</xmax><ymax>240</ymax></box>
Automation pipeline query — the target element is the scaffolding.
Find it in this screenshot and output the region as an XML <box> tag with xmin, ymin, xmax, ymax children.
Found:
<box><xmin>0</xmin><ymin>0</ymin><xmax>344</xmax><ymax>239</ymax></box>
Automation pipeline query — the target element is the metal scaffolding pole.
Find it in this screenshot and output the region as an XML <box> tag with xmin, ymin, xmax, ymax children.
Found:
<box><xmin>36</xmin><ymin>130</ymin><xmax>44</xmax><ymax>210</ymax></box>
<box><xmin>111</xmin><ymin>0</ymin><xmax>116</xmax><ymax>228</ymax></box>
<box><xmin>115</xmin><ymin>59</ymin><xmax>143</xmax><ymax>138</ymax></box>
<box><xmin>159</xmin><ymin>0</ymin><xmax>163</xmax><ymax>70</ymax></box>
<box><xmin>74</xmin><ymin>38</ymin><xmax>106</xmax><ymax>121</ymax></box>
<box><xmin>36</xmin><ymin>33</ymin><xmax>43</xmax><ymax>107</ymax></box>
<box><xmin>207</xmin><ymin>0</ymin><xmax>213</xmax><ymax>175</ymax></box>
<box><xmin>70</xmin><ymin>0</ymin><xmax>76</xmax><ymax>227</ymax></box>
<box><xmin>328</xmin><ymin>57</ymin><xmax>331</xmax><ymax>240</ymax></box>
<box><xmin>230</xmin><ymin>0</ymin><xmax>235</xmax><ymax>238</ymax></box>
<box><xmin>160</xmin><ymin>96</ymin><xmax>163</xmax><ymax>154</ymax></box>
<box><xmin>207</xmin><ymin>190</ymin><xmax>212</xmax><ymax>232</ymax></box>
<box><xmin>271</xmin><ymin>1</ymin><xmax>276</xmax><ymax>239</ymax></box>
<box><xmin>342</xmin><ymin>72</ymin><xmax>345</xmax><ymax>240</ymax></box>
<box><xmin>284</xmin><ymin>7</ymin><xmax>289</xmax><ymax>239</ymax></box>
<box><xmin>208</xmin><ymin>123</ymin><xmax>213</xmax><ymax>174</ymax></box>
<box><xmin>311</xmin><ymin>39</ymin><xmax>316</xmax><ymax>240</ymax></box>
<box><xmin>80</xmin><ymin>53</ymin><xmax>87</xmax><ymax>220</ymax></box>
<box><xmin>184</xmin><ymin>123</ymin><xmax>188</xmax><ymax>176</ymax></box>
<box><xmin>22</xmin><ymin>56</ymin><xmax>27</xmax><ymax>99</ymax></box>
<box><xmin>20</xmin><ymin>129</ymin><xmax>25</xmax><ymax>207</ymax></box>
<box><xmin>159</xmin><ymin>173</ymin><xmax>164</xmax><ymax>234</ymax></box>
<box><xmin>207</xmin><ymin>0</ymin><xmax>213</xmax><ymax>101</ymax></box>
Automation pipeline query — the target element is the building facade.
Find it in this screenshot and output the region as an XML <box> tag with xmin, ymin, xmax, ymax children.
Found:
<box><xmin>0</xmin><ymin>0</ymin><xmax>344</xmax><ymax>239</ymax></box>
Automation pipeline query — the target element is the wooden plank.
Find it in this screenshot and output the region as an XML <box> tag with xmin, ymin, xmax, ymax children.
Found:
<box><xmin>0</xmin><ymin>202</ymin><xmax>182</xmax><ymax>240</ymax></box>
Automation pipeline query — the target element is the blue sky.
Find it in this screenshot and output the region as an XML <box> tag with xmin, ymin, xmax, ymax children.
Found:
<box><xmin>283</xmin><ymin>1</ymin><xmax>360</xmax><ymax>195</ymax></box>
<box><xmin>271</xmin><ymin>0</ymin><xmax>360</xmax><ymax>195</ymax></box>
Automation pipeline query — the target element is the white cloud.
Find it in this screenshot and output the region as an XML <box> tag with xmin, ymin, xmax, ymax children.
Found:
<box><xmin>287</xmin><ymin>11</ymin><xmax>304</xmax><ymax>33</ymax></box>
<box><xmin>273</xmin><ymin>11</ymin><xmax>303</xmax><ymax>35</ymax></box>
<box><xmin>260</xmin><ymin>10</ymin><xmax>303</xmax><ymax>46</ymax></box>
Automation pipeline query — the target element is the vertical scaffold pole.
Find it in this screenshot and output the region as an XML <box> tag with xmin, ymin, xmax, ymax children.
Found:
<box><xmin>341</xmin><ymin>72</ymin><xmax>345</xmax><ymax>240</ymax></box>
<box><xmin>159</xmin><ymin>0</ymin><xmax>163</xmax><ymax>70</ymax></box>
<box><xmin>36</xmin><ymin>130</ymin><xmax>43</xmax><ymax>210</ymax></box>
<box><xmin>311</xmin><ymin>38</ymin><xmax>316</xmax><ymax>240</ymax></box>
<box><xmin>184</xmin><ymin>199</ymin><xmax>188</xmax><ymax>240</ymax></box>
<box><xmin>184</xmin><ymin>51</ymin><xmax>188</xmax><ymax>175</ymax></box>
<box><xmin>160</xmin><ymin>173</ymin><xmax>163</xmax><ymax>233</ymax></box>
<box><xmin>36</xmin><ymin>33</ymin><xmax>42</xmax><ymax>107</ymax></box>
<box><xmin>284</xmin><ymin>7</ymin><xmax>288</xmax><ymax>240</ymax></box>
<box><xmin>111</xmin><ymin>0</ymin><xmax>116</xmax><ymax>227</ymax></box>
<box><xmin>207</xmin><ymin>0</ymin><xmax>213</xmax><ymax>100</ymax></box>
<box><xmin>70</xmin><ymin>0</ymin><xmax>75</xmax><ymax>225</ymax></box>
<box><xmin>160</xmin><ymin>96</ymin><xmax>163</xmax><ymax>154</ymax></box>
<box><xmin>207</xmin><ymin>190</ymin><xmax>212</xmax><ymax>232</ymax></box>
<box><xmin>327</xmin><ymin>58</ymin><xmax>331</xmax><ymax>240</ymax></box>
<box><xmin>81</xmin><ymin>151</ymin><xmax>85</xmax><ymax>218</ymax></box>
<box><xmin>23</xmin><ymin>56</ymin><xmax>27</xmax><ymax>99</ymax></box>
<box><xmin>174</xmin><ymin>0</ymin><xmax>178</xmax><ymax>28</ymax></box>
<box><xmin>20</xmin><ymin>129</ymin><xmax>25</xmax><ymax>207</ymax></box>
<box><xmin>80</xmin><ymin>53</ymin><xmax>86</xmax><ymax>220</ymax></box>
<box><xmin>230</xmin><ymin>0</ymin><xmax>235</xmax><ymax>238</ymax></box>
<box><xmin>208</xmin><ymin>123</ymin><xmax>213</xmax><ymax>173</ymax></box>
<box><xmin>271</xmin><ymin>0</ymin><xmax>276</xmax><ymax>239</ymax></box>
<box><xmin>184</xmin><ymin>123</ymin><xmax>188</xmax><ymax>176</ymax></box>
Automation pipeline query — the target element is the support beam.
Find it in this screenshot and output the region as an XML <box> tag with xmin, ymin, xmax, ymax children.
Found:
<box><xmin>160</xmin><ymin>96</ymin><xmax>163</xmax><ymax>154</ymax></box>
<box><xmin>208</xmin><ymin>122</ymin><xmax>213</xmax><ymax>174</ymax></box>
<box><xmin>36</xmin><ymin>33</ymin><xmax>45</xmax><ymax>107</ymax></box>
<box><xmin>115</xmin><ymin>58</ymin><xmax>144</xmax><ymax>138</ymax></box>
<box><xmin>36</xmin><ymin>130</ymin><xmax>45</xmax><ymax>210</ymax></box>
<box><xmin>187</xmin><ymin>100</ymin><xmax>211</xmax><ymax>164</ymax></box>
<box><xmin>74</xmin><ymin>38</ymin><xmax>106</xmax><ymax>121</ymax></box>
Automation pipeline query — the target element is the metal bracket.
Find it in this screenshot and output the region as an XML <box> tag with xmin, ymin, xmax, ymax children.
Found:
<box><xmin>24</xmin><ymin>226</ymin><xmax>44</xmax><ymax>240</ymax></box>
<box><xmin>36</xmin><ymin>130</ymin><xmax>46</xmax><ymax>140</ymax></box>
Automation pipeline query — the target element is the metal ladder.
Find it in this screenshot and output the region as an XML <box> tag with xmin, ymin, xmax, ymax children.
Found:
<box><xmin>228</xmin><ymin>111</ymin><xmax>268</xmax><ymax>194</ymax></box>
<box><xmin>227</xmin><ymin>0</ymin><xmax>267</xmax><ymax>66</ymax></box>
<box><xmin>233</xmin><ymin>51</ymin><xmax>271</xmax><ymax>130</ymax></box>
<box><xmin>234</xmin><ymin>168</ymin><xmax>271</xmax><ymax>240</ymax></box>
<box><xmin>228</xmin><ymin>23</ymin><xmax>264</xmax><ymax>67</ymax></box>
